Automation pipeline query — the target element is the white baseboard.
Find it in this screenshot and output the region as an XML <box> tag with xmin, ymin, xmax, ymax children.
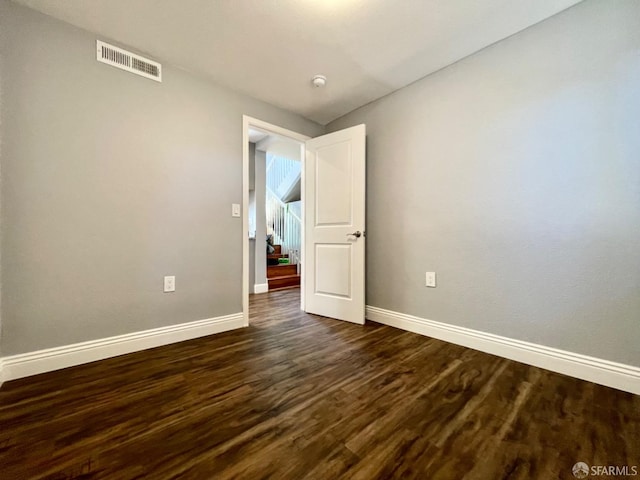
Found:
<box><xmin>254</xmin><ymin>283</ymin><xmax>269</xmax><ymax>294</ymax></box>
<box><xmin>0</xmin><ymin>358</ymin><xmax>4</xmax><ymax>388</ymax></box>
<box><xmin>1</xmin><ymin>312</ymin><xmax>244</xmax><ymax>382</ymax></box>
<box><xmin>366</xmin><ymin>306</ymin><xmax>640</xmax><ymax>395</ymax></box>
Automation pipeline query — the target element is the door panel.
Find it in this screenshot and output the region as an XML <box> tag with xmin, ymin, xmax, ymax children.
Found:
<box><xmin>315</xmin><ymin>141</ymin><xmax>353</xmax><ymax>225</ymax></box>
<box><xmin>315</xmin><ymin>244</ymin><xmax>352</xmax><ymax>298</ymax></box>
<box><xmin>304</xmin><ymin>124</ymin><xmax>365</xmax><ymax>324</ymax></box>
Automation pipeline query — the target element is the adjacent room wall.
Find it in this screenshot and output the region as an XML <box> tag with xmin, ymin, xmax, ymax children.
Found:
<box><xmin>254</xmin><ymin>149</ymin><xmax>267</xmax><ymax>290</ymax></box>
<box><xmin>249</xmin><ymin>143</ymin><xmax>256</xmax><ymax>291</ymax></box>
<box><xmin>0</xmin><ymin>0</ymin><xmax>323</xmax><ymax>355</ymax></box>
<box><xmin>327</xmin><ymin>0</ymin><xmax>640</xmax><ymax>366</ymax></box>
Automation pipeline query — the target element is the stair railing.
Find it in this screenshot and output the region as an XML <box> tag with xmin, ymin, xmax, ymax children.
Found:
<box><xmin>266</xmin><ymin>154</ymin><xmax>299</xmax><ymax>194</ymax></box>
<box><xmin>266</xmin><ymin>187</ymin><xmax>301</xmax><ymax>263</ymax></box>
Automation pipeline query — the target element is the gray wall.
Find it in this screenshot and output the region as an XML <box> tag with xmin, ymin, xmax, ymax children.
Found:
<box><xmin>254</xmin><ymin>149</ymin><xmax>267</xmax><ymax>289</ymax></box>
<box><xmin>249</xmin><ymin>143</ymin><xmax>256</xmax><ymax>291</ymax></box>
<box><xmin>0</xmin><ymin>0</ymin><xmax>323</xmax><ymax>355</ymax></box>
<box><xmin>328</xmin><ymin>0</ymin><xmax>640</xmax><ymax>366</ymax></box>
<box><xmin>249</xmin><ymin>239</ymin><xmax>255</xmax><ymax>293</ymax></box>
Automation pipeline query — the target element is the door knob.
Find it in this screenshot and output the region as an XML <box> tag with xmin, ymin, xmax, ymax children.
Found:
<box><xmin>347</xmin><ymin>231</ymin><xmax>362</xmax><ymax>238</ymax></box>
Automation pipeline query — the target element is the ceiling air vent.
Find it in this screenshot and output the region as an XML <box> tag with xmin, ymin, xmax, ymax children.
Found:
<box><xmin>96</xmin><ymin>40</ymin><xmax>162</xmax><ymax>82</ymax></box>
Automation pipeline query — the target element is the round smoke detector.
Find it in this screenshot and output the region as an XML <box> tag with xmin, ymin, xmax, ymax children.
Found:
<box><xmin>312</xmin><ymin>75</ymin><xmax>327</xmax><ymax>88</ymax></box>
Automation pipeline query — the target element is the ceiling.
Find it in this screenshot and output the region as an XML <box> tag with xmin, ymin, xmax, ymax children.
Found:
<box><xmin>248</xmin><ymin>128</ymin><xmax>269</xmax><ymax>144</ymax></box>
<box><xmin>14</xmin><ymin>0</ymin><xmax>583</xmax><ymax>125</ymax></box>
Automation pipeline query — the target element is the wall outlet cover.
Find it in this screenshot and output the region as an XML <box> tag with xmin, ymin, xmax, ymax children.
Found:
<box><xmin>426</xmin><ymin>272</ymin><xmax>436</xmax><ymax>288</ymax></box>
<box><xmin>164</xmin><ymin>275</ymin><xmax>176</xmax><ymax>292</ymax></box>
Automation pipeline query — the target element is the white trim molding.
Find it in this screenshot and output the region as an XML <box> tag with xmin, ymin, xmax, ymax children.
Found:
<box><xmin>253</xmin><ymin>283</ymin><xmax>269</xmax><ymax>294</ymax></box>
<box><xmin>366</xmin><ymin>306</ymin><xmax>640</xmax><ymax>396</ymax></box>
<box><xmin>242</xmin><ymin>115</ymin><xmax>310</xmax><ymax>327</ymax></box>
<box><xmin>0</xmin><ymin>358</ymin><xmax>5</xmax><ymax>388</ymax></box>
<box><xmin>1</xmin><ymin>312</ymin><xmax>244</xmax><ymax>382</ymax></box>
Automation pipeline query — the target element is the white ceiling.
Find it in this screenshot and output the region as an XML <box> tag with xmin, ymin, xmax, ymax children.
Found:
<box><xmin>248</xmin><ymin>128</ymin><xmax>269</xmax><ymax>144</ymax></box>
<box><xmin>14</xmin><ymin>0</ymin><xmax>583</xmax><ymax>125</ymax></box>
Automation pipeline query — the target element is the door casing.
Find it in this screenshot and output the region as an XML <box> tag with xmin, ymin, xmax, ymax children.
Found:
<box><xmin>242</xmin><ymin>115</ymin><xmax>310</xmax><ymax>325</ymax></box>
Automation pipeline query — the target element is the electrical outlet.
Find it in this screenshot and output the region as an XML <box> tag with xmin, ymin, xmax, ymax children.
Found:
<box><xmin>164</xmin><ymin>275</ymin><xmax>175</xmax><ymax>292</ymax></box>
<box><xmin>425</xmin><ymin>272</ymin><xmax>436</xmax><ymax>288</ymax></box>
<box><xmin>232</xmin><ymin>203</ymin><xmax>241</xmax><ymax>217</ymax></box>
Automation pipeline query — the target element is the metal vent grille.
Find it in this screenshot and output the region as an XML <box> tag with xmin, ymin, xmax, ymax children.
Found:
<box><xmin>96</xmin><ymin>40</ymin><xmax>161</xmax><ymax>82</ymax></box>
<box><xmin>132</xmin><ymin>57</ymin><xmax>159</xmax><ymax>77</ymax></box>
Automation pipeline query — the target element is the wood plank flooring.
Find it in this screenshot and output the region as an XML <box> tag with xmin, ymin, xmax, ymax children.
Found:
<box><xmin>0</xmin><ymin>288</ymin><xmax>638</xmax><ymax>479</ymax></box>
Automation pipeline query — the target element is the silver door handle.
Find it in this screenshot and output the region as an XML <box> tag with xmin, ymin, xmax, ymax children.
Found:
<box><xmin>347</xmin><ymin>231</ymin><xmax>362</xmax><ymax>238</ymax></box>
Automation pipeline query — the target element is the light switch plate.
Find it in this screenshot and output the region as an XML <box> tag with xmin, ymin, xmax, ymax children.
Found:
<box><xmin>232</xmin><ymin>203</ymin><xmax>241</xmax><ymax>217</ymax></box>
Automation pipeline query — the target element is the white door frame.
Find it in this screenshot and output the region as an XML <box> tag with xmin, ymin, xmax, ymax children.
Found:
<box><xmin>242</xmin><ymin>115</ymin><xmax>310</xmax><ymax>326</ymax></box>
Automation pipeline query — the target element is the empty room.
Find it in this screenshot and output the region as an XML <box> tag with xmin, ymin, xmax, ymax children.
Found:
<box><xmin>0</xmin><ymin>0</ymin><xmax>638</xmax><ymax>479</ymax></box>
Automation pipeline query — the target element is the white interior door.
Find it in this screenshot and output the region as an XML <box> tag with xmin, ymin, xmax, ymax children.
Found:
<box><xmin>304</xmin><ymin>124</ymin><xmax>366</xmax><ymax>324</ymax></box>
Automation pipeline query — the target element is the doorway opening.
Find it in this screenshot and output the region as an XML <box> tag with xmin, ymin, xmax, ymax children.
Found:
<box><xmin>242</xmin><ymin>116</ymin><xmax>310</xmax><ymax>326</ymax></box>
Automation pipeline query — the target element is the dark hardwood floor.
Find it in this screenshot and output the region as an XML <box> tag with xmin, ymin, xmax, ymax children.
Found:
<box><xmin>1</xmin><ymin>288</ymin><xmax>638</xmax><ymax>479</ymax></box>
